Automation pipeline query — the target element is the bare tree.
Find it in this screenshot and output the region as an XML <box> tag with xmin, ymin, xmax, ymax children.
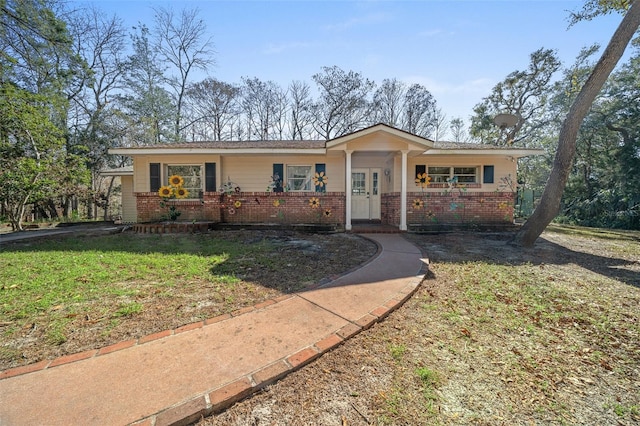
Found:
<box><xmin>184</xmin><ymin>78</ymin><xmax>240</xmax><ymax>140</ymax></box>
<box><xmin>311</xmin><ymin>66</ymin><xmax>375</xmax><ymax>140</ymax></box>
<box><xmin>288</xmin><ymin>80</ymin><xmax>314</xmax><ymax>140</ymax></box>
<box><xmin>372</xmin><ymin>78</ymin><xmax>406</xmax><ymax>127</ymax></box>
<box><xmin>153</xmin><ymin>6</ymin><xmax>215</xmax><ymax>139</ymax></box>
<box><xmin>430</xmin><ymin>107</ymin><xmax>448</xmax><ymax>141</ymax></box>
<box><xmin>402</xmin><ymin>83</ymin><xmax>437</xmax><ymax>138</ymax></box>
<box><xmin>449</xmin><ymin>117</ymin><xmax>469</xmax><ymax>142</ymax></box>
<box><xmin>272</xmin><ymin>85</ymin><xmax>289</xmax><ymax>140</ymax></box>
<box><xmin>512</xmin><ymin>0</ymin><xmax>640</xmax><ymax>247</ymax></box>
<box><xmin>241</xmin><ymin>77</ymin><xmax>286</xmax><ymax>140</ymax></box>
<box><xmin>67</xmin><ymin>6</ymin><xmax>130</xmax><ymax>219</ymax></box>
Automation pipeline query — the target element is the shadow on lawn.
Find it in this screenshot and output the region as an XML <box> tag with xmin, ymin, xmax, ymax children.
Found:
<box><xmin>0</xmin><ymin>229</ymin><xmax>379</xmax><ymax>295</ymax></box>
<box><xmin>409</xmin><ymin>232</ymin><xmax>640</xmax><ymax>289</ymax></box>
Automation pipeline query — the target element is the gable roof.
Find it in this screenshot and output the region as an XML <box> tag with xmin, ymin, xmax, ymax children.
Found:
<box><xmin>108</xmin><ymin>123</ymin><xmax>543</xmax><ymax>158</ymax></box>
<box><xmin>326</xmin><ymin>123</ymin><xmax>435</xmax><ymax>150</ymax></box>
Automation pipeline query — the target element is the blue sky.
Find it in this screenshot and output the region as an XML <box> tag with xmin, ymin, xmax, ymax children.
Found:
<box><xmin>78</xmin><ymin>0</ymin><xmax>629</xmax><ymax>123</ymax></box>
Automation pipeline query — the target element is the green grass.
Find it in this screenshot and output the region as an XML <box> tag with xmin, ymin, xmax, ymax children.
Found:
<box><xmin>0</xmin><ymin>234</ymin><xmax>244</xmax><ymax>320</ymax></box>
<box><xmin>114</xmin><ymin>302</ymin><xmax>144</xmax><ymax>318</ymax></box>
<box><xmin>388</xmin><ymin>343</ymin><xmax>406</xmax><ymax>362</ymax></box>
<box><xmin>0</xmin><ymin>233</ymin><xmax>290</xmax><ymax>348</ymax></box>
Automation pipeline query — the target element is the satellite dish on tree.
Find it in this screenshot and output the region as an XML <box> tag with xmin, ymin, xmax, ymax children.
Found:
<box><xmin>493</xmin><ymin>113</ymin><xmax>519</xmax><ymax>129</ymax></box>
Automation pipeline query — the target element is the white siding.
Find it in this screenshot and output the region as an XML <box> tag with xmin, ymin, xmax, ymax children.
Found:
<box><xmin>221</xmin><ymin>155</ymin><xmax>345</xmax><ymax>192</ymax></box>
<box><xmin>121</xmin><ymin>176</ymin><xmax>137</xmax><ymax>223</ymax></box>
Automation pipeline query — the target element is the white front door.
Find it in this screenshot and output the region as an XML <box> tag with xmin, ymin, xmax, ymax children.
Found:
<box><xmin>351</xmin><ymin>168</ymin><xmax>381</xmax><ymax>220</ymax></box>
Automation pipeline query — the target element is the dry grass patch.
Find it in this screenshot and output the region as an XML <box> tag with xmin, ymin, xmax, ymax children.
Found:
<box><xmin>199</xmin><ymin>227</ymin><xmax>639</xmax><ymax>425</ymax></box>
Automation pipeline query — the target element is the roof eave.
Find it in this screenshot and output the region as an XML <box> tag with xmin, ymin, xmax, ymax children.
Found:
<box><xmin>100</xmin><ymin>169</ymin><xmax>134</xmax><ymax>177</ymax></box>
<box><xmin>423</xmin><ymin>148</ymin><xmax>545</xmax><ymax>158</ymax></box>
<box><xmin>108</xmin><ymin>148</ymin><xmax>328</xmax><ymax>156</ymax></box>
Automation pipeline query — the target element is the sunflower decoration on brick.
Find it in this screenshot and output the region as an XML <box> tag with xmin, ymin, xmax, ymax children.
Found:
<box><xmin>323</xmin><ymin>208</ymin><xmax>332</xmax><ymax>218</ymax></box>
<box><xmin>415</xmin><ymin>172</ymin><xmax>431</xmax><ymax>188</ymax></box>
<box><xmin>271</xmin><ymin>198</ymin><xmax>286</xmax><ymax>222</ymax></box>
<box><xmin>312</xmin><ymin>171</ymin><xmax>328</xmax><ymax>192</ymax></box>
<box><xmin>158</xmin><ymin>185</ymin><xmax>173</xmax><ymax>198</ymax></box>
<box><xmin>309</xmin><ymin>197</ymin><xmax>321</xmax><ymax>208</ymax></box>
<box><xmin>158</xmin><ymin>175</ymin><xmax>189</xmax><ymax>221</ymax></box>
<box><xmin>413</xmin><ymin>198</ymin><xmax>424</xmax><ymax>210</ymax></box>
<box><xmin>498</xmin><ymin>201</ymin><xmax>514</xmax><ymax>222</ymax></box>
<box><xmin>224</xmin><ymin>199</ymin><xmax>242</xmax><ymax>216</ymax></box>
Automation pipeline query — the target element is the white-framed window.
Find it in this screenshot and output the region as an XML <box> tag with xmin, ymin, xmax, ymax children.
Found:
<box><xmin>453</xmin><ymin>167</ymin><xmax>477</xmax><ymax>183</ymax></box>
<box><xmin>428</xmin><ymin>166</ymin><xmax>450</xmax><ymax>183</ymax></box>
<box><xmin>286</xmin><ymin>165</ymin><xmax>313</xmax><ymax>191</ymax></box>
<box><xmin>167</xmin><ymin>165</ymin><xmax>202</xmax><ymax>197</ymax></box>
<box><xmin>428</xmin><ymin>166</ymin><xmax>478</xmax><ymax>184</ymax></box>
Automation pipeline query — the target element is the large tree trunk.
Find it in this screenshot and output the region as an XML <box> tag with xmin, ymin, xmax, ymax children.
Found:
<box><xmin>512</xmin><ymin>1</ymin><xmax>640</xmax><ymax>247</ymax></box>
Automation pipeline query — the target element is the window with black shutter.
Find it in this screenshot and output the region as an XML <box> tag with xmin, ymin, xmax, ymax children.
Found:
<box><xmin>150</xmin><ymin>163</ymin><xmax>161</xmax><ymax>192</ymax></box>
<box><xmin>205</xmin><ymin>163</ymin><xmax>217</xmax><ymax>192</ymax></box>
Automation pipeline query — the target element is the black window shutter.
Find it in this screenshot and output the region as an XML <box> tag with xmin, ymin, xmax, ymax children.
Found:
<box><xmin>315</xmin><ymin>163</ymin><xmax>326</xmax><ymax>192</ymax></box>
<box><xmin>205</xmin><ymin>163</ymin><xmax>217</xmax><ymax>192</ymax></box>
<box><xmin>150</xmin><ymin>163</ymin><xmax>161</xmax><ymax>192</ymax></box>
<box><xmin>415</xmin><ymin>164</ymin><xmax>426</xmax><ymax>178</ymax></box>
<box><xmin>483</xmin><ymin>165</ymin><xmax>495</xmax><ymax>184</ymax></box>
<box><xmin>273</xmin><ymin>163</ymin><xmax>284</xmax><ymax>192</ymax></box>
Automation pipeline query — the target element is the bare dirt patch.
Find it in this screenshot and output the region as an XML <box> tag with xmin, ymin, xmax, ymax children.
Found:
<box><xmin>197</xmin><ymin>228</ymin><xmax>639</xmax><ymax>426</ymax></box>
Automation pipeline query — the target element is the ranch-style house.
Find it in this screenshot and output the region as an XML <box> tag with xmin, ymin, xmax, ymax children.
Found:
<box><xmin>105</xmin><ymin>123</ymin><xmax>542</xmax><ymax>231</ymax></box>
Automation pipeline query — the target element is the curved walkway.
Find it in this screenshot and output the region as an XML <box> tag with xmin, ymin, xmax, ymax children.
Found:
<box><xmin>0</xmin><ymin>234</ymin><xmax>427</xmax><ymax>426</ymax></box>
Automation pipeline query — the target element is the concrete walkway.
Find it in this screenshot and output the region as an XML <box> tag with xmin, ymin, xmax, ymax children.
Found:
<box><xmin>0</xmin><ymin>234</ymin><xmax>427</xmax><ymax>426</ymax></box>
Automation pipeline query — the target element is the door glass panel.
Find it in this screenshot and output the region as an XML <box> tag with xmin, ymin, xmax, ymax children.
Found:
<box><xmin>352</xmin><ymin>172</ymin><xmax>366</xmax><ymax>195</ymax></box>
<box><xmin>372</xmin><ymin>172</ymin><xmax>379</xmax><ymax>195</ymax></box>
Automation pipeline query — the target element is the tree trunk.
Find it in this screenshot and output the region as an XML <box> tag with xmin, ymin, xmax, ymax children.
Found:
<box><xmin>103</xmin><ymin>176</ymin><xmax>116</xmax><ymax>221</ymax></box>
<box><xmin>46</xmin><ymin>199</ymin><xmax>59</xmax><ymax>220</ymax></box>
<box><xmin>512</xmin><ymin>1</ymin><xmax>640</xmax><ymax>247</ymax></box>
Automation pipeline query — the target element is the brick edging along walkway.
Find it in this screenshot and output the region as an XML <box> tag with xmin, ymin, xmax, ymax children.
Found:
<box><xmin>0</xmin><ymin>295</ymin><xmax>293</xmax><ymax>381</ymax></box>
<box><xmin>1</xmin><ymin>278</ymin><xmax>422</xmax><ymax>426</ymax></box>
<box><xmin>0</xmin><ymin>236</ymin><xmax>386</xmax><ymax>382</ymax></box>
<box><xmin>130</xmin><ymin>279</ymin><xmax>422</xmax><ymax>426</ymax></box>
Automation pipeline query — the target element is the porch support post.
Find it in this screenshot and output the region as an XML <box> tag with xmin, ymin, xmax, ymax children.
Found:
<box><xmin>400</xmin><ymin>150</ymin><xmax>409</xmax><ymax>231</ymax></box>
<box><xmin>345</xmin><ymin>150</ymin><xmax>353</xmax><ymax>231</ymax></box>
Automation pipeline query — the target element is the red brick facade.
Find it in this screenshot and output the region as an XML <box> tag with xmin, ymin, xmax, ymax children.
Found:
<box><xmin>383</xmin><ymin>191</ymin><xmax>515</xmax><ymax>226</ymax></box>
<box><xmin>135</xmin><ymin>192</ymin><xmax>345</xmax><ymax>226</ymax></box>
<box><xmin>136</xmin><ymin>190</ymin><xmax>513</xmax><ymax>228</ymax></box>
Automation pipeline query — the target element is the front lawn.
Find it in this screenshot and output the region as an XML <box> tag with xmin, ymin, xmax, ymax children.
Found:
<box><xmin>0</xmin><ymin>230</ymin><xmax>377</xmax><ymax>370</ymax></box>
<box><xmin>200</xmin><ymin>226</ymin><xmax>640</xmax><ymax>425</ymax></box>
